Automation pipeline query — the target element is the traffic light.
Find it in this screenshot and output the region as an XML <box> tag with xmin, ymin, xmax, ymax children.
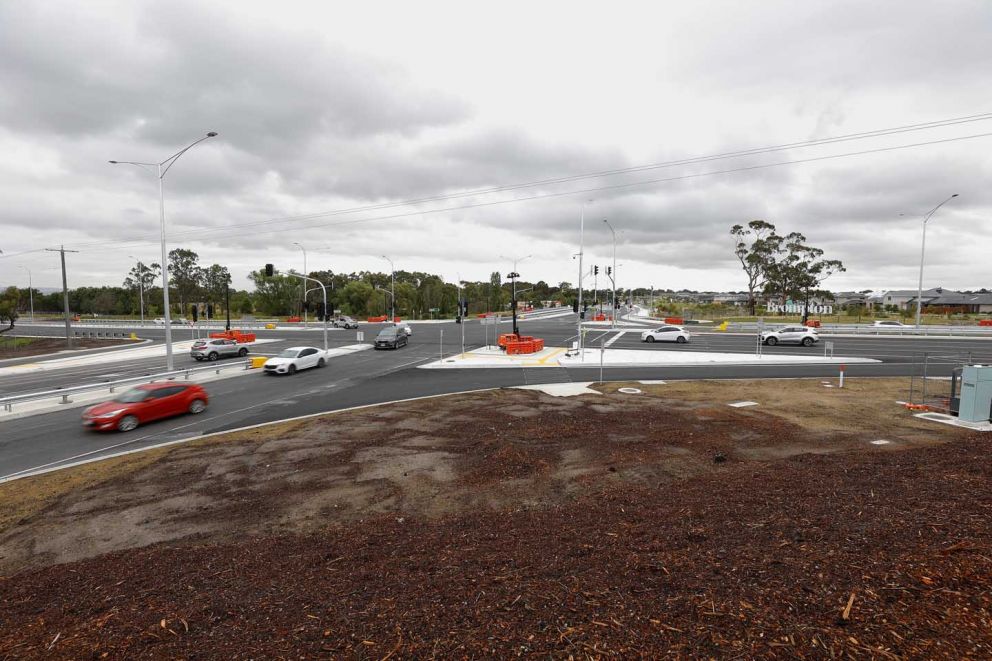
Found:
<box><xmin>572</xmin><ymin>299</ymin><xmax>579</xmax><ymax>313</ymax></box>
<box><xmin>594</xmin><ymin>265</ymin><xmax>599</xmax><ymax>275</ymax></box>
<box><xmin>190</xmin><ymin>305</ymin><xmax>198</xmax><ymax>322</ymax></box>
<box><xmin>264</xmin><ymin>263</ymin><xmax>274</xmax><ymax>277</ymax></box>
<box><xmin>207</xmin><ymin>304</ymin><xmax>214</xmax><ymax>318</ymax></box>
<box><xmin>606</xmin><ymin>266</ymin><xmax>612</xmax><ymax>276</ymax></box>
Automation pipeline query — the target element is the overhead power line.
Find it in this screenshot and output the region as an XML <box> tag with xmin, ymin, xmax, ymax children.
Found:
<box><xmin>3</xmin><ymin>111</ymin><xmax>991</xmax><ymax>259</ymax></box>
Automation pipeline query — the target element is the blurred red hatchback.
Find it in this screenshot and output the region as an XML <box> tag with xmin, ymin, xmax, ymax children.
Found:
<box><xmin>82</xmin><ymin>383</ymin><xmax>209</xmax><ymax>432</ymax></box>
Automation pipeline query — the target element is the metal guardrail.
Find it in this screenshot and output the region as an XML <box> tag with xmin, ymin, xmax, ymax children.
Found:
<box><xmin>0</xmin><ymin>359</ymin><xmax>254</xmax><ymax>412</ymax></box>
<box><xmin>723</xmin><ymin>323</ymin><xmax>992</xmax><ymax>337</ymax></box>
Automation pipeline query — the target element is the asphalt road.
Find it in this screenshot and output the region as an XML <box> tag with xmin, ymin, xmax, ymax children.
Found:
<box><xmin>2</xmin><ymin>312</ymin><xmax>991</xmax><ymax>481</ymax></box>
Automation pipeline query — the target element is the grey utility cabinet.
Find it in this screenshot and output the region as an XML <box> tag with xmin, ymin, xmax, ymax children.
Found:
<box><xmin>958</xmin><ymin>365</ymin><xmax>992</xmax><ymax>423</ymax></box>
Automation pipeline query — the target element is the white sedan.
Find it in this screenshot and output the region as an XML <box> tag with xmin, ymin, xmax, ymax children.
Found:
<box><xmin>641</xmin><ymin>326</ymin><xmax>691</xmax><ymax>343</ymax></box>
<box><xmin>262</xmin><ymin>346</ymin><xmax>327</xmax><ymax>375</ymax></box>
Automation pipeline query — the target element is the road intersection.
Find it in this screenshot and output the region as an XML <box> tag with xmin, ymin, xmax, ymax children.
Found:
<box><xmin>2</xmin><ymin>311</ymin><xmax>991</xmax><ymax>481</ymax></box>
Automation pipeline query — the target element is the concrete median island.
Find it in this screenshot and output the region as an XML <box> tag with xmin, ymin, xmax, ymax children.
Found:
<box><xmin>0</xmin><ymin>378</ymin><xmax>988</xmax><ymax>658</ymax></box>
<box><xmin>421</xmin><ymin>345</ymin><xmax>880</xmax><ymax>369</ymax></box>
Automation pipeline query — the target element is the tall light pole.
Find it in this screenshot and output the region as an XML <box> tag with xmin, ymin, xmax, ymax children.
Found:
<box><xmin>500</xmin><ymin>254</ymin><xmax>531</xmax><ymax>336</ymax></box>
<box><xmin>110</xmin><ymin>131</ymin><xmax>218</xmax><ymax>370</ymax></box>
<box><xmin>128</xmin><ymin>255</ymin><xmax>144</xmax><ymax>325</ymax></box>
<box><xmin>915</xmin><ymin>193</ymin><xmax>958</xmax><ymax>328</ymax></box>
<box><xmin>19</xmin><ymin>266</ymin><xmax>33</xmax><ymax>323</ymax></box>
<box><xmin>288</xmin><ymin>271</ymin><xmax>328</xmax><ymax>351</ymax></box>
<box><xmin>293</xmin><ymin>242</ymin><xmax>308</xmax><ymax>325</ymax></box>
<box><xmin>576</xmin><ymin>200</ymin><xmax>593</xmax><ymax>354</ymax></box>
<box><xmin>380</xmin><ymin>255</ymin><xmax>395</xmax><ymax>320</ymax></box>
<box><xmin>603</xmin><ymin>219</ymin><xmax>618</xmax><ymax>328</ymax></box>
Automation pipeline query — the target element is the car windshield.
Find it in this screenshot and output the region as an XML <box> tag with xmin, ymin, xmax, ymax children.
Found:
<box><xmin>115</xmin><ymin>387</ymin><xmax>151</xmax><ymax>403</ymax></box>
<box><xmin>276</xmin><ymin>349</ymin><xmax>300</xmax><ymax>358</ymax></box>
<box><xmin>378</xmin><ymin>329</ymin><xmax>397</xmax><ymax>338</ymax></box>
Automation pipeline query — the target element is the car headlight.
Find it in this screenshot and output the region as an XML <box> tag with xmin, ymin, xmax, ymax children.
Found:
<box><xmin>96</xmin><ymin>409</ymin><xmax>126</xmax><ymax>418</ymax></box>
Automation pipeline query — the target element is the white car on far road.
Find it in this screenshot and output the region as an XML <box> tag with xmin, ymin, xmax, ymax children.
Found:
<box><xmin>760</xmin><ymin>326</ymin><xmax>819</xmax><ymax>346</ymax></box>
<box><xmin>873</xmin><ymin>320</ymin><xmax>907</xmax><ymax>328</ymax></box>
<box><xmin>641</xmin><ymin>326</ymin><xmax>690</xmax><ymax>343</ymax></box>
<box><xmin>262</xmin><ymin>346</ymin><xmax>327</xmax><ymax>375</ymax></box>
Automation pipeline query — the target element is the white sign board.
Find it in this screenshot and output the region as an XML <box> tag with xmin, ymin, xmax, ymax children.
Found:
<box><xmin>357</xmin><ymin>331</ymin><xmax>364</xmax><ymax>342</ymax></box>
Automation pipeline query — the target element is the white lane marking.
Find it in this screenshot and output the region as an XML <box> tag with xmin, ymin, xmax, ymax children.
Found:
<box><xmin>604</xmin><ymin>331</ymin><xmax>626</xmax><ymax>347</ymax></box>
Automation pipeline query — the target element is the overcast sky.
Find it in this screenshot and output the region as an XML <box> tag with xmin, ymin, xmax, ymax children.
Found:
<box><xmin>1</xmin><ymin>1</ymin><xmax>991</xmax><ymax>294</ymax></box>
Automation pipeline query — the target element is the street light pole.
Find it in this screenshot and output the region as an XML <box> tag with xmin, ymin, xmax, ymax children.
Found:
<box><xmin>381</xmin><ymin>255</ymin><xmax>395</xmax><ymax>321</ymax></box>
<box><xmin>576</xmin><ymin>200</ymin><xmax>593</xmax><ymax>355</ymax></box>
<box><xmin>288</xmin><ymin>272</ymin><xmax>327</xmax><ymax>350</ymax></box>
<box><xmin>915</xmin><ymin>193</ymin><xmax>959</xmax><ymax>328</ymax></box>
<box><xmin>603</xmin><ymin>219</ymin><xmax>618</xmax><ymax>328</ymax></box>
<box><xmin>500</xmin><ymin>254</ymin><xmax>531</xmax><ymax>336</ymax></box>
<box><xmin>110</xmin><ymin>131</ymin><xmax>218</xmax><ymax>370</ymax></box>
<box><xmin>19</xmin><ymin>266</ymin><xmax>33</xmax><ymax>323</ymax></box>
<box><xmin>293</xmin><ymin>242</ymin><xmax>308</xmax><ymax>326</ymax></box>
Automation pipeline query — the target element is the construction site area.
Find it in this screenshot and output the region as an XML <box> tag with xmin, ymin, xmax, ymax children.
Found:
<box><xmin>0</xmin><ymin>377</ymin><xmax>989</xmax><ymax>658</ymax></box>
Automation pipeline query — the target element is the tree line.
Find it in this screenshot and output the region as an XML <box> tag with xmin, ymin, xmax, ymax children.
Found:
<box><xmin>2</xmin><ymin>249</ymin><xmax>638</xmax><ymax>326</ymax></box>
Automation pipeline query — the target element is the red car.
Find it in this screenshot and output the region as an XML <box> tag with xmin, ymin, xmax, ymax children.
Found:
<box><xmin>82</xmin><ymin>383</ymin><xmax>209</xmax><ymax>432</ymax></box>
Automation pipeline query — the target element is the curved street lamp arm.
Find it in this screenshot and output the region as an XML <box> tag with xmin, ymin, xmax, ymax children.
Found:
<box><xmin>159</xmin><ymin>132</ymin><xmax>218</xmax><ymax>178</ymax></box>
<box><xmin>922</xmin><ymin>193</ymin><xmax>959</xmax><ymax>224</ymax></box>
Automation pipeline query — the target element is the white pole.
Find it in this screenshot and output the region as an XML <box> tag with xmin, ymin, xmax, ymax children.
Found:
<box><xmin>915</xmin><ymin>194</ymin><xmax>958</xmax><ymax>328</ymax></box>
<box><xmin>577</xmin><ymin>202</ymin><xmax>587</xmax><ymax>359</ymax></box>
<box><xmin>158</xmin><ymin>163</ymin><xmax>174</xmax><ymax>371</ymax></box>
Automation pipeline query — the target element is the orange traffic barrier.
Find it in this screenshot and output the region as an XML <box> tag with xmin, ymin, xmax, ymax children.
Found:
<box><xmin>594</xmin><ymin>314</ymin><xmax>606</xmax><ymax>321</ymax></box>
<box><xmin>498</xmin><ymin>333</ymin><xmax>519</xmax><ymax>348</ymax></box>
<box><xmin>367</xmin><ymin>315</ymin><xmax>388</xmax><ymax>322</ymax></box>
<box><xmin>979</xmin><ymin>319</ymin><xmax>992</xmax><ymax>327</ymax></box>
<box><xmin>805</xmin><ymin>320</ymin><xmax>821</xmax><ymax>328</ymax></box>
<box><xmin>664</xmin><ymin>317</ymin><xmax>684</xmax><ymax>325</ymax></box>
<box><xmin>904</xmin><ymin>403</ymin><xmax>930</xmax><ymax>411</ymax></box>
<box><xmin>287</xmin><ymin>316</ymin><xmax>302</xmax><ymax>323</ymax></box>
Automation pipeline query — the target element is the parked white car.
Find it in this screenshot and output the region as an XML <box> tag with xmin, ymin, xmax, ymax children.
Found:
<box><xmin>390</xmin><ymin>322</ymin><xmax>413</xmax><ymax>337</ymax></box>
<box><xmin>641</xmin><ymin>326</ymin><xmax>690</xmax><ymax>343</ymax></box>
<box><xmin>262</xmin><ymin>346</ymin><xmax>326</xmax><ymax>375</ymax></box>
<box><xmin>760</xmin><ymin>326</ymin><xmax>819</xmax><ymax>346</ymax></box>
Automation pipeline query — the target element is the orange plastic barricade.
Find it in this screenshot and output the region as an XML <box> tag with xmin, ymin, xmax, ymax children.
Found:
<box><xmin>287</xmin><ymin>316</ymin><xmax>302</xmax><ymax>323</ymax></box>
<box><xmin>594</xmin><ymin>314</ymin><xmax>606</xmax><ymax>321</ymax></box>
<box><xmin>979</xmin><ymin>320</ymin><xmax>992</xmax><ymax>327</ymax></box>
<box><xmin>498</xmin><ymin>333</ymin><xmax>520</xmax><ymax>348</ymax></box>
<box><xmin>664</xmin><ymin>317</ymin><xmax>684</xmax><ymax>325</ymax></box>
<box><xmin>805</xmin><ymin>320</ymin><xmax>821</xmax><ymax>328</ymax></box>
<box><xmin>367</xmin><ymin>315</ymin><xmax>387</xmax><ymax>322</ymax></box>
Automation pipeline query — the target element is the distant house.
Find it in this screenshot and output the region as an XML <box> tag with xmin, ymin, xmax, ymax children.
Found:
<box><xmin>866</xmin><ymin>288</ymin><xmax>948</xmax><ymax>310</ymax></box>
<box><xmin>713</xmin><ymin>293</ymin><xmax>750</xmax><ymax>306</ymax></box>
<box><xmin>912</xmin><ymin>292</ymin><xmax>992</xmax><ymax>314</ymax></box>
<box><xmin>831</xmin><ymin>291</ymin><xmax>867</xmax><ymax>307</ymax></box>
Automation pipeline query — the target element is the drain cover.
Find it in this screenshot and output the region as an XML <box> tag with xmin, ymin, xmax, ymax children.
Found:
<box><xmin>618</xmin><ymin>387</ymin><xmax>642</xmax><ymax>394</ymax></box>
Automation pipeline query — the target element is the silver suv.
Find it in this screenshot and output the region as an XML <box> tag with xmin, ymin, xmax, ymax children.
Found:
<box><xmin>760</xmin><ymin>326</ymin><xmax>819</xmax><ymax>346</ymax></box>
<box><xmin>191</xmin><ymin>338</ymin><xmax>249</xmax><ymax>361</ymax></box>
<box><xmin>332</xmin><ymin>316</ymin><xmax>359</xmax><ymax>329</ymax></box>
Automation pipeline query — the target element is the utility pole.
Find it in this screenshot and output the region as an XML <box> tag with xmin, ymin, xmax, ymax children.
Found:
<box><xmin>225</xmin><ymin>282</ymin><xmax>231</xmax><ymax>331</ymax></box>
<box><xmin>46</xmin><ymin>245</ymin><xmax>79</xmax><ymax>348</ymax></box>
<box><xmin>19</xmin><ymin>266</ymin><xmax>34</xmax><ymax>323</ymax></box>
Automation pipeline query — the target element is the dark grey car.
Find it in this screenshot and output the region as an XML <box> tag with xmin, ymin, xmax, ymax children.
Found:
<box><xmin>374</xmin><ymin>328</ymin><xmax>408</xmax><ymax>350</ymax></box>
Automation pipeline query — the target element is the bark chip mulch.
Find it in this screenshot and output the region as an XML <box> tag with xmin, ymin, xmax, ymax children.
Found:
<box><xmin>2</xmin><ymin>432</ymin><xmax>990</xmax><ymax>659</ymax></box>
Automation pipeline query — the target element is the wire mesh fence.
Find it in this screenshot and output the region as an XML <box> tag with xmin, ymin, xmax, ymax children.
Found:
<box><xmin>907</xmin><ymin>351</ymin><xmax>992</xmax><ymax>413</ymax></box>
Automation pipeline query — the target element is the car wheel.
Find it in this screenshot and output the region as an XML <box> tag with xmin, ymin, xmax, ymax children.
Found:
<box><xmin>189</xmin><ymin>399</ymin><xmax>207</xmax><ymax>414</ymax></box>
<box><xmin>288</xmin><ymin>364</ymin><xmax>297</xmax><ymax>375</ymax></box>
<box><xmin>646</xmin><ymin>336</ymin><xmax>656</xmax><ymax>343</ymax></box>
<box><xmin>766</xmin><ymin>336</ymin><xmax>778</xmax><ymax>346</ymax></box>
<box><xmin>676</xmin><ymin>336</ymin><xmax>687</xmax><ymax>344</ymax></box>
<box><xmin>117</xmin><ymin>415</ymin><xmax>139</xmax><ymax>432</ymax></box>
<box><xmin>317</xmin><ymin>357</ymin><xmax>326</xmax><ymax>368</ymax></box>
<box><xmin>802</xmin><ymin>337</ymin><xmax>814</xmax><ymax>346</ymax></box>
<box><xmin>208</xmin><ymin>352</ymin><xmax>219</xmax><ymax>361</ymax></box>
<box><xmin>238</xmin><ymin>347</ymin><xmax>248</xmax><ymax>357</ymax></box>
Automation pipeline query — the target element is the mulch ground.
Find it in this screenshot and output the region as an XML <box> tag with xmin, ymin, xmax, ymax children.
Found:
<box><xmin>2</xmin><ymin>431</ymin><xmax>990</xmax><ymax>659</ymax></box>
